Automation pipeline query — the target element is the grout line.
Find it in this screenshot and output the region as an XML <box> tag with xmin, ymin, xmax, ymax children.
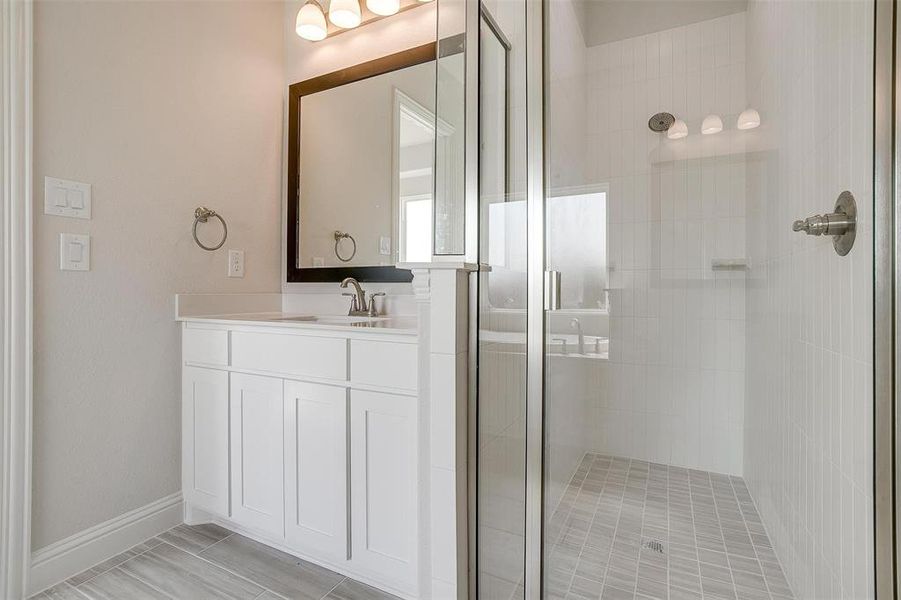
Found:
<box><xmin>196</xmin><ymin>532</ymin><xmax>235</xmax><ymax>555</ymax></box>
<box><xmin>318</xmin><ymin>577</ymin><xmax>347</xmax><ymax>600</ymax></box>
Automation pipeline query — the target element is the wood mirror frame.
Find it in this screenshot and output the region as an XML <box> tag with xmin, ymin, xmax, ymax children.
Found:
<box><xmin>286</xmin><ymin>43</ymin><xmax>437</xmax><ymax>283</ymax></box>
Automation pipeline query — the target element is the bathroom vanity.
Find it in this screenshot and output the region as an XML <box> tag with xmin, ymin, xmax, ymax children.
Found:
<box><xmin>178</xmin><ymin>312</ymin><xmax>423</xmax><ymax>598</ymax></box>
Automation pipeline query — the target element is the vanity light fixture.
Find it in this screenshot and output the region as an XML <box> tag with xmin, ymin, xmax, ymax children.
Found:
<box><xmin>737</xmin><ymin>108</ymin><xmax>761</xmax><ymax>130</ymax></box>
<box><xmin>296</xmin><ymin>0</ymin><xmax>328</xmax><ymax>41</ymax></box>
<box><xmin>667</xmin><ymin>119</ymin><xmax>688</xmax><ymax>140</ymax></box>
<box><xmin>296</xmin><ymin>0</ymin><xmax>434</xmax><ymax>41</ymax></box>
<box><xmin>367</xmin><ymin>0</ymin><xmax>400</xmax><ymax>16</ymax></box>
<box><xmin>329</xmin><ymin>0</ymin><xmax>362</xmax><ymax>29</ymax></box>
<box><xmin>701</xmin><ymin>114</ymin><xmax>723</xmax><ymax>135</ymax></box>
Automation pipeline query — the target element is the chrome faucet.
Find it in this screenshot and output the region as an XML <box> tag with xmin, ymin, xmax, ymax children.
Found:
<box><xmin>340</xmin><ymin>278</ymin><xmax>385</xmax><ymax>317</ymax></box>
<box><xmin>340</xmin><ymin>277</ymin><xmax>368</xmax><ymax>316</ymax></box>
<box><xmin>570</xmin><ymin>318</ymin><xmax>585</xmax><ymax>355</ymax></box>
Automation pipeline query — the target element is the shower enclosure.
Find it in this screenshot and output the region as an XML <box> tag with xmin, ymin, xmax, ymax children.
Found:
<box><xmin>461</xmin><ymin>0</ymin><xmax>896</xmax><ymax>598</ymax></box>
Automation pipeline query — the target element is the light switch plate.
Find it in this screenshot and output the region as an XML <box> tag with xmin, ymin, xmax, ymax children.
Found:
<box><xmin>228</xmin><ymin>249</ymin><xmax>244</xmax><ymax>278</ymax></box>
<box><xmin>59</xmin><ymin>233</ymin><xmax>90</xmax><ymax>271</ymax></box>
<box><xmin>379</xmin><ymin>236</ymin><xmax>391</xmax><ymax>256</ymax></box>
<box><xmin>45</xmin><ymin>177</ymin><xmax>92</xmax><ymax>219</ymax></box>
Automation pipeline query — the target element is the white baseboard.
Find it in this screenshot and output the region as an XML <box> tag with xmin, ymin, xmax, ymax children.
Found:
<box><xmin>28</xmin><ymin>492</ymin><xmax>183</xmax><ymax>596</ymax></box>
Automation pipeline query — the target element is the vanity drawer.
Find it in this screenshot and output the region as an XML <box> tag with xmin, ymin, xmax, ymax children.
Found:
<box><xmin>350</xmin><ymin>340</ymin><xmax>417</xmax><ymax>392</ymax></box>
<box><xmin>182</xmin><ymin>326</ymin><xmax>229</xmax><ymax>366</ymax></box>
<box><xmin>231</xmin><ymin>331</ymin><xmax>347</xmax><ymax>380</ymax></box>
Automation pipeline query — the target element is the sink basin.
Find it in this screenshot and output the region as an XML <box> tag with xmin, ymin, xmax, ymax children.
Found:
<box><xmin>315</xmin><ymin>316</ymin><xmax>390</xmax><ymax>323</ymax></box>
<box><xmin>273</xmin><ymin>315</ymin><xmax>389</xmax><ymax>324</ymax></box>
<box><xmin>273</xmin><ymin>316</ymin><xmax>318</xmax><ymax>322</ymax></box>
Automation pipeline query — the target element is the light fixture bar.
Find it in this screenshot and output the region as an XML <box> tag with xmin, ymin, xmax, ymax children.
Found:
<box><xmin>299</xmin><ymin>0</ymin><xmax>433</xmax><ymax>41</ymax></box>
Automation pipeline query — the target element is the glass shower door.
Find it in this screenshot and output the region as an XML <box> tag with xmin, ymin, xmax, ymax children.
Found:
<box><xmin>476</xmin><ymin>1</ymin><xmax>527</xmax><ymax>599</ymax></box>
<box><xmin>540</xmin><ymin>0</ymin><xmax>878</xmax><ymax>599</ymax></box>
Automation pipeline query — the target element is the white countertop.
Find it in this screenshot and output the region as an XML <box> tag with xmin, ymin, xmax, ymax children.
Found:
<box><xmin>178</xmin><ymin>312</ymin><xmax>419</xmax><ymax>336</ymax></box>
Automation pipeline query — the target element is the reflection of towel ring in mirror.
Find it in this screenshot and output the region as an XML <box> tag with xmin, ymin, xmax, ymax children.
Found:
<box><xmin>193</xmin><ymin>207</ymin><xmax>228</xmax><ymax>251</ymax></box>
<box><xmin>334</xmin><ymin>230</ymin><xmax>356</xmax><ymax>262</ymax></box>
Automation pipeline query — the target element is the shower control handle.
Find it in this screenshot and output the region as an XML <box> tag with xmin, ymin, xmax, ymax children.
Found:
<box><xmin>792</xmin><ymin>213</ymin><xmax>853</xmax><ymax>236</ymax></box>
<box><xmin>791</xmin><ymin>191</ymin><xmax>857</xmax><ymax>256</ymax></box>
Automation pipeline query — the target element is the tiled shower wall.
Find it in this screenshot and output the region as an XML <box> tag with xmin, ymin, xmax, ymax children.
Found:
<box><xmin>584</xmin><ymin>12</ymin><xmax>748</xmax><ymax>475</ymax></box>
<box><xmin>743</xmin><ymin>0</ymin><xmax>874</xmax><ymax>598</ymax></box>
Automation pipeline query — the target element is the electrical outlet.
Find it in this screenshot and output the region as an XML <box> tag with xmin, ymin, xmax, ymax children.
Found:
<box><xmin>228</xmin><ymin>249</ymin><xmax>244</xmax><ymax>278</ymax></box>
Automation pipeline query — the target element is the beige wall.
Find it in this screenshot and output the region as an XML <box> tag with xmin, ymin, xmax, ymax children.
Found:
<box><xmin>32</xmin><ymin>0</ymin><xmax>284</xmax><ymax>549</ymax></box>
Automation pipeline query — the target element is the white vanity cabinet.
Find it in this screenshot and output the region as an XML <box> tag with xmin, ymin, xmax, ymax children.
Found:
<box><xmin>283</xmin><ymin>380</ymin><xmax>349</xmax><ymax>561</ymax></box>
<box><xmin>229</xmin><ymin>373</ymin><xmax>285</xmax><ymax>538</ymax></box>
<box><xmin>350</xmin><ymin>390</ymin><xmax>419</xmax><ymax>589</ymax></box>
<box><xmin>180</xmin><ymin>319</ymin><xmax>421</xmax><ymax>598</ymax></box>
<box><xmin>182</xmin><ymin>366</ymin><xmax>229</xmax><ymax>517</ymax></box>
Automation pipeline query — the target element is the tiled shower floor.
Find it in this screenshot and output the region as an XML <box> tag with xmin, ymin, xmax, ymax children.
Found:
<box><xmin>545</xmin><ymin>454</ymin><xmax>795</xmax><ymax>600</ymax></box>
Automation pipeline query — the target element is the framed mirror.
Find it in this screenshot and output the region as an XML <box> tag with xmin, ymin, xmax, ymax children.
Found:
<box><xmin>286</xmin><ymin>43</ymin><xmax>438</xmax><ymax>283</ymax></box>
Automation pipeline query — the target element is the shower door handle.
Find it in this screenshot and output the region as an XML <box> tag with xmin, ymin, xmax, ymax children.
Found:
<box><xmin>545</xmin><ymin>271</ymin><xmax>561</xmax><ymax>311</ymax></box>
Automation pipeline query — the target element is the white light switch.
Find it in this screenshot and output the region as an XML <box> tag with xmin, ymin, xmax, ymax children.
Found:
<box><xmin>59</xmin><ymin>233</ymin><xmax>90</xmax><ymax>271</ymax></box>
<box><xmin>228</xmin><ymin>249</ymin><xmax>244</xmax><ymax>278</ymax></box>
<box><xmin>379</xmin><ymin>236</ymin><xmax>391</xmax><ymax>256</ymax></box>
<box><xmin>45</xmin><ymin>177</ymin><xmax>92</xmax><ymax>219</ymax></box>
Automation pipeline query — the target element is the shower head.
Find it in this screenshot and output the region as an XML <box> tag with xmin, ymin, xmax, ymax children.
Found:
<box><xmin>648</xmin><ymin>112</ymin><xmax>675</xmax><ymax>132</ymax></box>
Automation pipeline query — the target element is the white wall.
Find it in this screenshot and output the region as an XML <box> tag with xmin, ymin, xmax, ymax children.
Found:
<box><xmin>32</xmin><ymin>0</ymin><xmax>284</xmax><ymax>549</ymax></box>
<box><xmin>581</xmin><ymin>12</ymin><xmax>748</xmax><ymax>475</ymax></box>
<box><xmin>743</xmin><ymin>0</ymin><xmax>874</xmax><ymax>597</ymax></box>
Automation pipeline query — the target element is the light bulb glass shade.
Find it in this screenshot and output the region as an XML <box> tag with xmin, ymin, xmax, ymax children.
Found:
<box><xmin>329</xmin><ymin>0</ymin><xmax>361</xmax><ymax>28</ymax></box>
<box><xmin>737</xmin><ymin>108</ymin><xmax>761</xmax><ymax>130</ymax></box>
<box><xmin>701</xmin><ymin>114</ymin><xmax>723</xmax><ymax>135</ymax></box>
<box><xmin>296</xmin><ymin>1</ymin><xmax>327</xmax><ymax>41</ymax></box>
<box><xmin>367</xmin><ymin>0</ymin><xmax>399</xmax><ymax>15</ymax></box>
<box><xmin>667</xmin><ymin>119</ymin><xmax>688</xmax><ymax>139</ymax></box>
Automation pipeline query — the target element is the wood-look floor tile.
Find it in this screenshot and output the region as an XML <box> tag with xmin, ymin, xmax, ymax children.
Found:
<box><xmin>75</xmin><ymin>567</ymin><xmax>171</xmax><ymax>599</ymax></box>
<box><xmin>199</xmin><ymin>534</ymin><xmax>345</xmax><ymax>600</ymax></box>
<box><xmin>31</xmin><ymin>582</ymin><xmax>86</xmax><ymax>600</ymax></box>
<box><xmin>119</xmin><ymin>542</ymin><xmax>262</xmax><ymax>600</ymax></box>
<box><xmin>66</xmin><ymin>549</ymin><xmax>142</xmax><ymax>587</ymax></box>
<box><xmin>158</xmin><ymin>523</ymin><xmax>232</xmax><ymax>554</ymax></box>
<box><xmin>323</xmin><ymin>579</ymin><xmax>401</xmax><ymax>600</ymax></box>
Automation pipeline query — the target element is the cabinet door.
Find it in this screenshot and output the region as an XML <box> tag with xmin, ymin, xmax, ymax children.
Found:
<box><xmin>350</xmin><ymin>390</ymin><xmax>418</xmax><ymax>589</ymax></box>
<box><xmin>182</xmin><ymin>366</ymin><xmax>230</xmax><ymax>517</ymax></box>
<box><xmin>230</xmin><ymin>373</ymin><xmax>285</xmax><ymax>537</ymax></box>
<box><xmin>284</xmin><ymin>381</ymin><xmax>349</xmax><ymax>560</ymax></box>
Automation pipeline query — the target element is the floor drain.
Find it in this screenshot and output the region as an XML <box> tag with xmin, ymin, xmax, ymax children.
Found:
<box><xmin>641</xmin><ymin>538</ymin><xmax>665</xmax><ymax>554</ymax></box>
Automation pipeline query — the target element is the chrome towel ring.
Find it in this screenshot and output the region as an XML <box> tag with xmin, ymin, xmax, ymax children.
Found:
<box><xmin>334</xmin><ymin>230</ymin><xmax>356</xmax><ymax>262</ymax></box>
<box><xmin>193</xmin><ymin>207</ymin><xmax>227</xmax><ymax>251</ymax></box>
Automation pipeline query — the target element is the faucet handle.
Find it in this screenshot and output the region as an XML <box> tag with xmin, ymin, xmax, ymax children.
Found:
<box><xmin>342</xmin><ymin>292</ymin><xmax>359</xmax><ymax>312</ymax></box>
<box><xmin>367</xmin><ymin>292</ymin><xmax>386</xmax><ymax>317</ymax></box>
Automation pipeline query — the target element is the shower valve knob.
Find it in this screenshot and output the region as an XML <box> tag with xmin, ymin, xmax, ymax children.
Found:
<box><xmin>791</xmin><ymin>191</ymin><xmax>857</xmax><ymax>256</ymax></box>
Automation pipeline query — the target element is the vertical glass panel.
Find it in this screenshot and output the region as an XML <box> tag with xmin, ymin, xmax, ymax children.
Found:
<box><xmin>542</xmin><ymin>1</ymin><xmax>875</xmax><ymax>599</ymax></box>
<box><xmin>434</xmin><ymin>0</ymin><xmax>466</xmax><ymax>255</ymax></box>
<box><xmin>477</xmin><ymin>1</ymin><xmax>527</xmax><ymax>599</ymax></box>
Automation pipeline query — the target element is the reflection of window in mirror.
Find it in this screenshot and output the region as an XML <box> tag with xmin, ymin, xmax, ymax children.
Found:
<box><xmin>546</xmin><ymin>186</ymin><xmax>608</xmax><ymax>311</ymax></box>
<box><xmin>394</xmin><ymin>89</ymin><xmax>454</xmax><ymax>263</ymax></box>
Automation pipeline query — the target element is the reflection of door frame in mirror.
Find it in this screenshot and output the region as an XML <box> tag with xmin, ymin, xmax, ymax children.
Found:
<box><xmin>392</xmin><ymin>89</ymin><xmax>455</xmax><ymax>263</ymax></box>
<box><xmin>286</xmin><ymin>42</ymin><xmax>436</xmax><ymax>283</ymax></box>
<box><xmin>479</xmin><ymin>3</ymin><xmax>512</xmax><ymax>203</ymax></box>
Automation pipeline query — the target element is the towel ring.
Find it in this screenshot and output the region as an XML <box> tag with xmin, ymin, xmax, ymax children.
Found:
<box><xmin>193</xmin><ymin>207</ymin><xmax>227</xmax><ymax>251</ymax></box>
<box><xmin>334</xmin><ymin>230</ymin><xmax>356</xmax><ymax>262</ymax></box>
